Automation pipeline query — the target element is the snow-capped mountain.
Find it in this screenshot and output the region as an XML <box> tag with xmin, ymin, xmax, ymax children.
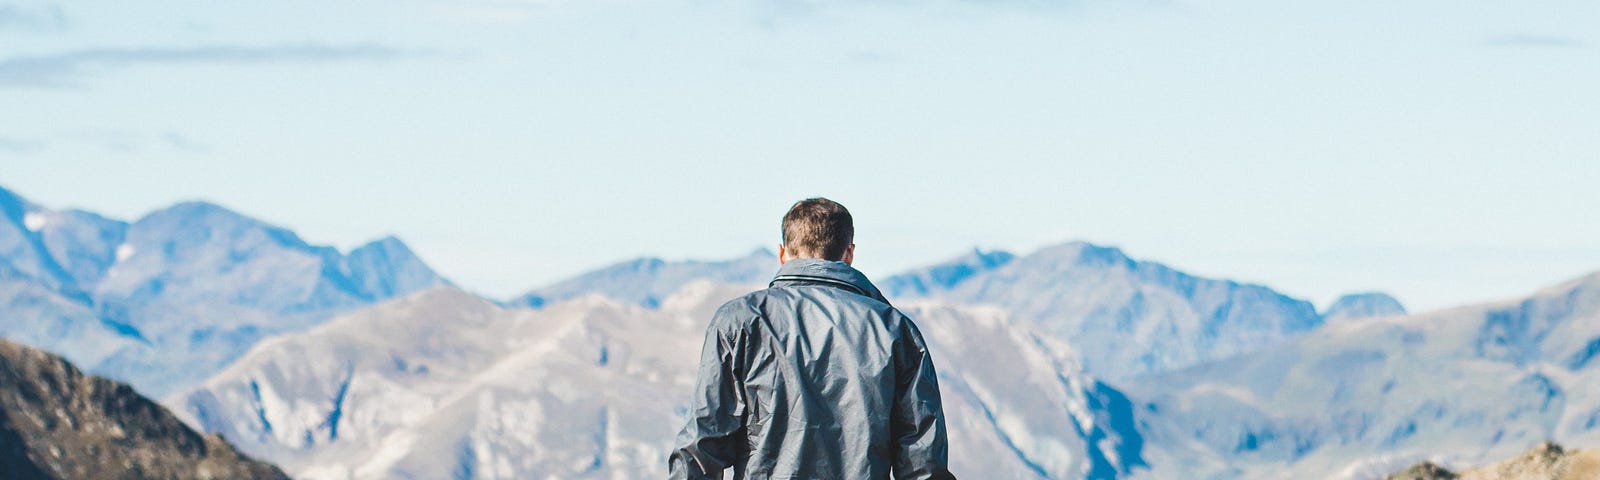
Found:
<box><xmin>1322</xmin><ymin>291</ymin><xmax>1407</xmax><ymax>322</ymax></box>
<box><xmin>0</xmin><ymin>184</ymin><xmax>451</xmax><ymax>397</ymax></box>
<box><xmin>1</xmin><ymin>185</ymin><xmax>143</xmax><ymax>371</ymax></box>
<box><xmin>882</xmin><ymin>242</ymin><xmax>1322</xmax><ymax>381</ymax></box>
<box><xmin>1124</xmin><ymin>271</ymin><xmax>1600</xmax><ymax>479</ymax></box>
<box><xmin>510</xmin><ymin>248</ymin><xmax>776</xmax><ymax>308</ymax></box>
<box><xmin>172</xmin><ymin>283</ymin><xmax>1146</xmax><ymax>479</ymax></box>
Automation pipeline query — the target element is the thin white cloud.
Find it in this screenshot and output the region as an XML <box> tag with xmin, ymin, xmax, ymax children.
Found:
<box><xmin>1485</xmin><ymin>33</ymin><xmax>1585</xmax><ymax>48</ymax></box>
<box><xmin>0</xmin><ymin>43</ymin><xmax>417</xmax><ymax>88</ymax></box>
<box><xmin>0</xmin><ymin>136</ymin><xmax>46</xmax><ymax>154</ymax></box>
<box><xmin>0</xmin><ymin>2</ymin><xmax>67</xmax><ymax>31</ymax></box>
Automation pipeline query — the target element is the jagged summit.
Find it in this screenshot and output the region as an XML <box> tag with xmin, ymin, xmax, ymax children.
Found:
<box><xmin>879</xmin><ymin>247</ymin><xmax>1015</xmax><ymax>298</ymax></box>
<box><xmin>102</xmin><ymin>195</ymin><xmax>449</xmax><ymax>313</ymax></box>
<box><xmin>344</xmin><ymin>235</ymin><xmax>452</xmax><ymax>299</ymax></box>
<box><xmin>882</xmin><ymin>240</ymin><xmax>1320</xmax><ymax>380</ymax></box>
<box><xmin>0</xmin><ymin>338</ymin><xmax>288</xmax><ymax>479</ymax></box>
<box><xmin>1324</xmin><ymin>291</ymin><xmax>1407</xmax><ymax>321</ymax></box>
<box><xmin>1031</xmin><ymin>240</ymin><xmax>1135</xmax><ymax>268</ymax></box>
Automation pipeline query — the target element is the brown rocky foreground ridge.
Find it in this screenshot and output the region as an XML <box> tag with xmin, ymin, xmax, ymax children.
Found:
<box><xmin>0</xmin><ymin>338</ymin><xmax>287</xmax><ymax>480</ymax></box>
<box><xmin>1387</xmin><ymin>442</ymin><xmax>1600</xmax><ymax>480</ymax></box>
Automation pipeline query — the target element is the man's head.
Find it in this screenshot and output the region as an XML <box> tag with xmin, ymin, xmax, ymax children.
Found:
<box><xmin>780</xmin><ymin>197</ymin><xmax>855</xmax><ymax>265</ymax></box>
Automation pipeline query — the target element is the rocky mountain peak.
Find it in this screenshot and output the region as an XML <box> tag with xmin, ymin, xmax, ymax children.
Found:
<box><xmin>1324</xmin><ymin>291</ymin><xmax>1407</xmax><ymax>321</ymax></box>
<box><xmin>0</xmin><ymin>338</ymin><xmax>288</xmax><ymax>479</ymax></box>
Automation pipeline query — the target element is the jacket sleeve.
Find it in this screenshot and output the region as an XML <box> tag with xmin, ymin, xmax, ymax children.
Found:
<box><xmin>668</xmin><ymin>306</ymin><xmax>748</xmax><ymax>480</ymax></box>
<box><xmin>890</xmin><ymin>315</ymin><xmax>956</xmax><ymax>480</ymax></box>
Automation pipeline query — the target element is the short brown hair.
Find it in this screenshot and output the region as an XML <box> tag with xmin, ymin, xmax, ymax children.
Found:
<box><xmin>782</xmin><ymin>198</ymin><xmax>854</xmax><ymax>261</ymax></box>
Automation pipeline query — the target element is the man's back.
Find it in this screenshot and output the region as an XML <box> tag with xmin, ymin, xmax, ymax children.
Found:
<box><xmin>669</xmin><ymin>259</ymin><xmax>953</xmax><ymax>480</ymax></box>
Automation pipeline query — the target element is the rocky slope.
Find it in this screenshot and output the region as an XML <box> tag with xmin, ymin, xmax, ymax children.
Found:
<box><xmin>881</xmin><ymin>242</ymin><xmax>1322</xmax><ymax>381</ymax></box>
<box><xmin>172</xmin><ymin>284</ymin><xmax>1145</xmax><ymax>479</ymax></box>
<box><xmin>1388</xmin><ymin>441</ymin><xmax>1600</xmax><ymax>480</ymax></box>
<box><xmin>0</xmin><ymin>338</ymin><xmax>287</xmax><ymax>479</ymax></box>
<box><xmin>0</xmin><ymin>183</ymin><xmax>451</xmax><ymax>397</ymax></box>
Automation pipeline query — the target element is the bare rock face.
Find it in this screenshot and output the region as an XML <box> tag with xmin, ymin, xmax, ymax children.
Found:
<box><xmin>0</xmin><ymin>338</ymin><xmax>288</xmax><ymax>480</ymax></box>
<box><xmin>1388</xmin><ymin>442</ymin><xmax>1600</xmax><ymax>480</ymax></box>
<box><xmin>1386</xmin><ymin>461</ymin><xmax>1458</xmax><ymax>480</ymax></box>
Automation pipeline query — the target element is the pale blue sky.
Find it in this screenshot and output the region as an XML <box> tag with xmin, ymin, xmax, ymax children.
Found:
<box><xmin>3</xmin><ymin>0</ymin><xmax>1598</xmax><ymax>310</ymax></box>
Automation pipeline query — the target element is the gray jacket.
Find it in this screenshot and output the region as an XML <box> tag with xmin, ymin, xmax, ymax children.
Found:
<box><xmin>669</xmin><ymin>259</ymin><xmax>954</xmax><ymax>480</ymax></box>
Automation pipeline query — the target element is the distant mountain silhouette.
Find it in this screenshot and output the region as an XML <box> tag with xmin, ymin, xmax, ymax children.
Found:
<box><xmin>511</xmin><ymin>248</ymin><xmax>775</xmax><ymax>308</ymax></box>
<box><xmin>882</xmin><ymin>241</ymin><xmax>1322</xmax><ymax>380</ymax></box>
<box><xmin>1128</xmin><ymin>271</ymin><xmax>1600</xmax><ymax>478</ymax></box>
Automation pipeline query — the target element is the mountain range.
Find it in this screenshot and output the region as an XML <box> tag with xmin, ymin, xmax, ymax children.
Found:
<box><xmin>174</xmin><ymin>251</ymin><xmax>1600</xmax><ymax>479</ymax></box>
<box><xmin>0</xmin><ymin>184</ymin><xmax>449</xmax><ymax>397</ymax></box>
<box><xmin>10</xmin><ymin>181</ymin><xmax>1600</xmax><ymax>480</ymax></box>
<box><xmin>879</xmin><ymin>243</ymin><xmax>1328</xmax><ymax>381</ymax></box>
<box><xmin>1126</xmin><ymin>271</ymin><xmax>1600</xmax><ymax>478</ymax></box>
<box><xmin>510</xmin><ymin>248</ymin><xmax>775</xmax><ymax>308</ymax></box>
<box><xmin>172</xmin><ymin>284</ymin><xmax>1146</xmax><ymax>479</ymax></box>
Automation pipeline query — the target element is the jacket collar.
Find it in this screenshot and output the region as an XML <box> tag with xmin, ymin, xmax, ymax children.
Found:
<box><xmin>770</xmin><ymin>258</ymin><xmax>888</xmax><ymax>303</ymax></box>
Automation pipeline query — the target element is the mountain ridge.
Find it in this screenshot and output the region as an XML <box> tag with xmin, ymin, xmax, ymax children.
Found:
<box><xmin>1124</xmin><ymin>269</ymin><xmax>1600</xmax><ymax>479</ymax></box>
<box><xmin>172</xmin><ymin>283</ymin><xmax>1147</xmax><ymax>479</ymax></box>
<box><xmin>881</xmin><ymin>240</ymin><xmax>1323</xmax><ymax>380</ymax></box>
<box><xmin>0</xmin><ymin>337</ymin><xmax>289</xmax><ymax>479</ymax></box>
<box><xmin>0</xmin><ymin>182</ymin><xmax>452</xmax><ymax>397</ymax></box>
<box><xmin>511</xmin><ymin>247</ymin><xmax>775</xmax><ymax>308</ymax></box>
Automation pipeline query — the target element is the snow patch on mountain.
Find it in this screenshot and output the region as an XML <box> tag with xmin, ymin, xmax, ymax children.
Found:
<box><xmin>23</xmin><ymin>211</ymin><xmax>46</xmax><ymax>231</ymax></box>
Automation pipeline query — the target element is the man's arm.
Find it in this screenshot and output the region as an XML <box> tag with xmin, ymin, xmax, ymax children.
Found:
<box><xmin>668</xmin><ymin>306</ymin><xmax>748</xmax><ymax>480</ymax></box>
<box><xmin>890</xmin><ymin>316</ymin><xmax>956</xmax><ymax>480</ymax></box>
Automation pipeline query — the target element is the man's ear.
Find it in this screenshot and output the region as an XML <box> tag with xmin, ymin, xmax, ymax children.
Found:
<box><xmin>842</xmin><ymin>244</ymin><xmax>855</xmax><ymax>265</ymax></box>
<box><xmin>778</xmin><ymin>245</ymin><xmax>789</xmax><ymax>265</ymax></box>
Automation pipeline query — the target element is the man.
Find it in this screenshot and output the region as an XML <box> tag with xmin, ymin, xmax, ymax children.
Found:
<box><xmin>669</xmin><ymin>198</ymin><xmax>955</xmax><ymax>480</ymax></box>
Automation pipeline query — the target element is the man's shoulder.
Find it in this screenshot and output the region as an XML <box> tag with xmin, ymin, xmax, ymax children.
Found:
<box><xmin>707</xmin><ymin>289</ymin><xmax>769</xmax><ymax>331</ymax></box>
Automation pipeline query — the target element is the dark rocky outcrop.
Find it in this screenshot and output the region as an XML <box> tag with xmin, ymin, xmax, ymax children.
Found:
<box><xmin>0</xmin><ymin>338</ymin><xmax>288</xmax><ymax>479</ymax></box>
<box><xmin>1387</xmin><ymin>461</ymin><xmax>1458</xmax><ymax>480</ymax></box>
<box><xmin>1388</xmin><ymin>442</ymin><xmax>1600</xmax><ymax>480</ymax></box>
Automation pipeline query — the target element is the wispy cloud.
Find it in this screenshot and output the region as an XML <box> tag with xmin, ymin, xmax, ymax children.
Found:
<box><xmin>0</xmin><ymin>136</ymin><xmax>46</xmax><ymax>154</ymax></box>
<box><xmin>1485</xmin><ymin>33</ymin><xmax>1586</xmax><ymax>49</ymax></box>
<box><xmin>0</xmin><ymin>2</ymin><xmax>67</xmax><ymax>31</ymax></box>
<box><xmin>0</xmin><ymin>43</ymin><xmax>417</xmax><ymax>88</ymax></box>
<box><xmin>162</xmin><ymin>132</ymin><xmax>211</xmax><ymax>153</ymax></box>
<box><xmin>57</xmin><ymin>130</ymin><xmax>215</xmax><ymax>155</ymax></box>
<box><xmin>843</xmin><ymin>51</ymin><xmax>904</xmax><ymax>66</ymax></box>
<box><xmin>0</xmin><ymin>131</ymin><xmax>215</xmax><ymax>155</ymax></box>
